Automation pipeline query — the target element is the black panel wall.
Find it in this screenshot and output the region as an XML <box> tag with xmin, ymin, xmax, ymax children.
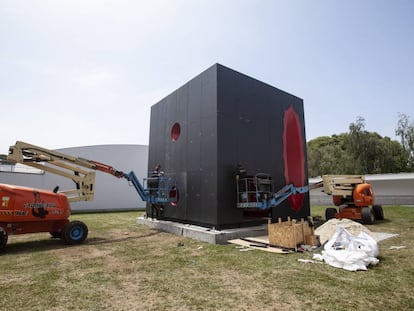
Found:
<box><xmin>147</xmin><ymin>64</ymin><xmax>309</xmax><ymax>229</ymax></box>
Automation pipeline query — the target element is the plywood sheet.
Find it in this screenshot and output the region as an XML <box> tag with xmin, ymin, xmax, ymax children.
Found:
<box><xmin>228</xmin><ymin>239</ymin><xmax>291</xmax><ymax>254</ymax></box>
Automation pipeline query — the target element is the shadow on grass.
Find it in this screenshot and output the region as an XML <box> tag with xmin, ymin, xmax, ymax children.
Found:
<box><xmin>2</xmin><ymin>231</ymin><xmax>162</xmax><ymax>256</ymax></box>
<box><xmin>2</xmin><ymin>238</ymin><xmax>67</xmax><ymax>255</ymax></box>
<box><xmin>86</xmin><ymin>230</ymin><xmax>162</xmax><ymax>245</ymax></box>
<box><xmin>376</xmin><ymin>218</ymin><xmax>392</xmax><ymax>224</ymax></box>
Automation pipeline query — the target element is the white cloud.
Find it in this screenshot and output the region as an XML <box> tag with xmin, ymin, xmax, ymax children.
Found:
<box><xmin>76</xmin><ymin>70</ymin><xmax>114</xmax><ymax>88</ymax></box>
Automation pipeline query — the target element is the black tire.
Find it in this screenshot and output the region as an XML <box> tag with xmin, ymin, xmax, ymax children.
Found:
<box><xmin>62</xmin><ymin>221</ymin><xmax>88</xmax><ymax>245</ymax></box>
<box><xmin>325</xmin><ymin>207</ymin><xmax>337</xmax><ymax>220</ymax></box>
<box><xmin>373</xmin><ymin>205</ymin><xmax>384</xmax><ymax>220</ymax></box>
<box><xmin>50</xmin><ymin>232</ymin><xmax>62</xmax><ymax>239</ymax></box>
<box><xmin>0</xmin><ymin>228</ymin><xmax>8</xmax><ymax>251</ymax></box>
<box><xmin>361</xmin><ymin>207</ymin><xmax>375</xmax><ymax>225</ymax></box>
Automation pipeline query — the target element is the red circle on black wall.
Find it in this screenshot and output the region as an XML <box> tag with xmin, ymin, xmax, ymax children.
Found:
<box><xmin>171</xmin><ymin>123</ymin><xmax>181</xmax><ymax>142</ymax></box>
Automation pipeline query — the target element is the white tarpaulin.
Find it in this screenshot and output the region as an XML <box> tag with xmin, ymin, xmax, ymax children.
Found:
<box><xmin>313</xmin><ymin>226</ymin><xmax>379</xmax><ymax>271</ymax></box>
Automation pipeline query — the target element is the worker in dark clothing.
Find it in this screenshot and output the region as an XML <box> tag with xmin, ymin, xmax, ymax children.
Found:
<box><xmin>236</xmin><ymin>163</ymin><xmax>247</xmax><ymax>181</ymax></box>
<box><xmin>150</xmin><ymin>204</ymin><xmax>162</xmax><ymax>219</ymax></box>
<box><xmin>152</xmin><ymin>164</ymin><xmax>163</xmax><ymax>177</ymax></box>
<box><xmin>149</xmin><ymin>164</ymin><xmax>164</xmax><ymax>192</ymax></box>
<box><xmin>236</xmin><ymin>163</ymin><xmax>248</xmax><ymax>197</ymax></box>
<box><xmin>148</xmin><ymin>164</ymin><xmax>164</xmax><ymax>219</ymax></box>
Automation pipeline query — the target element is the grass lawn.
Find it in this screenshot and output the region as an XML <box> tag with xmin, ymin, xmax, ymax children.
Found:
<box><xmin>1</xmin><ymin>206</ymin><xmax>413</xmax><ymax>311</ymax></box>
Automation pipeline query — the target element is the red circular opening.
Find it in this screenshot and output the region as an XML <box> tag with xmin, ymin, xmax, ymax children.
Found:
<box><xmin>171</xmin><ymin>123</ymin><xmax>181</xmax><ymax>142</ymax></box>
<box><xmin>170</xmin><ymin>186</ymin><xmax>179</xmax><ymax>206</ymax></box>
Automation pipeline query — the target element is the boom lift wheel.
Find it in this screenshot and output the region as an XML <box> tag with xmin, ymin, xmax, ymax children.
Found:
<box><xmin>62</xmin><ymin>221</ymin><xmax>88</xmax><ymax>245</ymax></box>
<box><xmin>0</xmin><ymin>227</ymin><xmax>8</xmax><ymax>251</ymax></box>
<box><xmin>373</xmin><ymin>205</ymin><xmax>384</xmax><ymax>220</ymax></box>
<box><xmin>325</xmin><ymin>207</ymin><xmax>337</xmax><ymax>220</ymax></box>
<box><xmin>361</xmin><ymin>207</ymin><xmax>375</xmax><ymax>225</ymax></box>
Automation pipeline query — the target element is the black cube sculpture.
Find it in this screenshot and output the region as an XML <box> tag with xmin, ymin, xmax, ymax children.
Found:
<box><xmin>147</xmin><ymin>64</ymin><xmax>309</xmax><ymax>229</ymax></box>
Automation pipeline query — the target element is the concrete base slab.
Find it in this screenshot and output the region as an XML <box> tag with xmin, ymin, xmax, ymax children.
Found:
<box><xmin>136</xmin><ymin>216</ymin><xmax>268</xmax><ymax>244</ymax></box>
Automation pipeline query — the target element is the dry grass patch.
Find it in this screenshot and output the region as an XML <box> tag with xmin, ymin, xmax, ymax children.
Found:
<box><xmin>1</xmin><ymin>208</ymin><xmax>413</xmax><ymax>310</ymax></box>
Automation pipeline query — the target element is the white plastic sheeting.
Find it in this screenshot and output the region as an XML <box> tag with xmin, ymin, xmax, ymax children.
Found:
<box><xmin>313</xmin><ymin>226</ymin><xmax>379</xmax><ymax>271</ymax></box>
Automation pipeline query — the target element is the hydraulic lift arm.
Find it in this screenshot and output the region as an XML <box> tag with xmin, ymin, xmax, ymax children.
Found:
<box><xmin>236</xmin><ymin>174</ymin><xmax>309</xmax><ymax>210</ymax></box>
<box><xmin>7</xmin><ymin>141</ymin><xmax>177</xmax><ymax>205</ymax></box>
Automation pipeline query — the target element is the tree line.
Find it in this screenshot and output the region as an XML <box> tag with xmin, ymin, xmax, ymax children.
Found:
<box><xmin>307</xmin><ymin>113</ymin><xmax>414</xmax><ymax>177</ymax></box>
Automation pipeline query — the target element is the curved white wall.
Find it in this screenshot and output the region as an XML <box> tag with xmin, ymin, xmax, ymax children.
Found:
<box><xmin>0</xmin><ymin>144</ymin><xmax>149</xmax><ymax>212</ymax></box>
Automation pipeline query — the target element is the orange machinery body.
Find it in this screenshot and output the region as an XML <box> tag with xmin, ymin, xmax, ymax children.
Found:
<box><xmin>332</xmin><ymin>183</ymin><xmax>374</xmax><ymax>205</ymax></box>
<box><xmin>0</xmin><ymin>183</ymin><xmax>71</xmax><ymax>235</ymax></box>
<box><xmin>315</xmin><ymin>175</ymin><xmax>383</xmax><ymax>224</ymax></box>
<box><xmin>331</xmin><ymin>183</ymin><xmax>375</xmax><ymax>221</ymax></box>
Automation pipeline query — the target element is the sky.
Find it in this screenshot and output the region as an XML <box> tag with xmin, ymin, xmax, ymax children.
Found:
<box><xmin>1</xmin><ymin>0</ymin><xmax>413</xmax><ymax>154</ymax></box>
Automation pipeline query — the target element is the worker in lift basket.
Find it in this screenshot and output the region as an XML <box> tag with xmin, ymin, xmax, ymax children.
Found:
<box><xmin>149</xmin><ymin>164</ymin><xmax>164</xmax><ymax>219</ymax></box>
<box><xmin>236</xmin><ymin>163</ymin><xmax>247</xmax><ymax>181</ymax></box>
<box><xmin>236</xmin><ymin>163</ymin><xmax>248</xmax><ymax>201</ymax></box>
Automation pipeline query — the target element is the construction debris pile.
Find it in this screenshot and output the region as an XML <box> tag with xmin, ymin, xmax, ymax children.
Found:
<box><xmin>315</xmin><ymin>218</ymin><xmax>374</xmax><ymax>245</ymax></box>
<box><xmin>313</xmin><ymin>219</ymin><xmax>379</xmax><ymax>271</ymax></box>
<box><xmin>229</xmin><ymin>218</ymin><xmax>397</xmax><ymax>272</ymax></box>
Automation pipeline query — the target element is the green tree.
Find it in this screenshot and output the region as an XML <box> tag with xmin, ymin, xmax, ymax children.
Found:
<box><xmin>307</xmin><ymin>134</ymin><xmax>352</xmax><ymax>176</ymax></box>
<box><xmin>395</xmin><ymin>113</ymin><xmax>414</xmax><ymax>170</ymax></box>
<box><xmin>379</xmin><ymin>137</ymin><xmax>408</xmax><ymax>173</ymax></box>
<box><xmin>347</xmin><ymin>116</ymin><xmax>369</xmax><ymax>173</ymax></box>
<box><xmin>307</xmin><ymin>116</ymin><xmax>409</xmax><ymax>176</ymax></box>
<box><xmin>361</xmin><ymin>132</ymin><xmax>406</xmax><ymax>174</ymax></box>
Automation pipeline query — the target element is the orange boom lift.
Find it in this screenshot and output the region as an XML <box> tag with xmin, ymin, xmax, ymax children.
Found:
<box><xmin>0</xmin><ymin>141</ymin><xmax>178</xmax><ymax>251</ymax></box>
<box><xmin>310</xmin><ymin>175</ymin><xmax>384</xmax><ymax>224</ymax></box>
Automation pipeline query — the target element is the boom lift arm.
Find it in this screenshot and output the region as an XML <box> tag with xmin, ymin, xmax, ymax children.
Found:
<box><xmin>236</xmin><ymin>173</ymin><xmax>309</xmax><ymax>210</ymax></box>
<box><xmin>7</xmin><ymin>141</ymin><xmax>177</xmax><ymax>205</ymax></box>
<box><xmin>309</xmin><ymin>175</ymin><xmax>370</xmax><ymax>204</ymax></box>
